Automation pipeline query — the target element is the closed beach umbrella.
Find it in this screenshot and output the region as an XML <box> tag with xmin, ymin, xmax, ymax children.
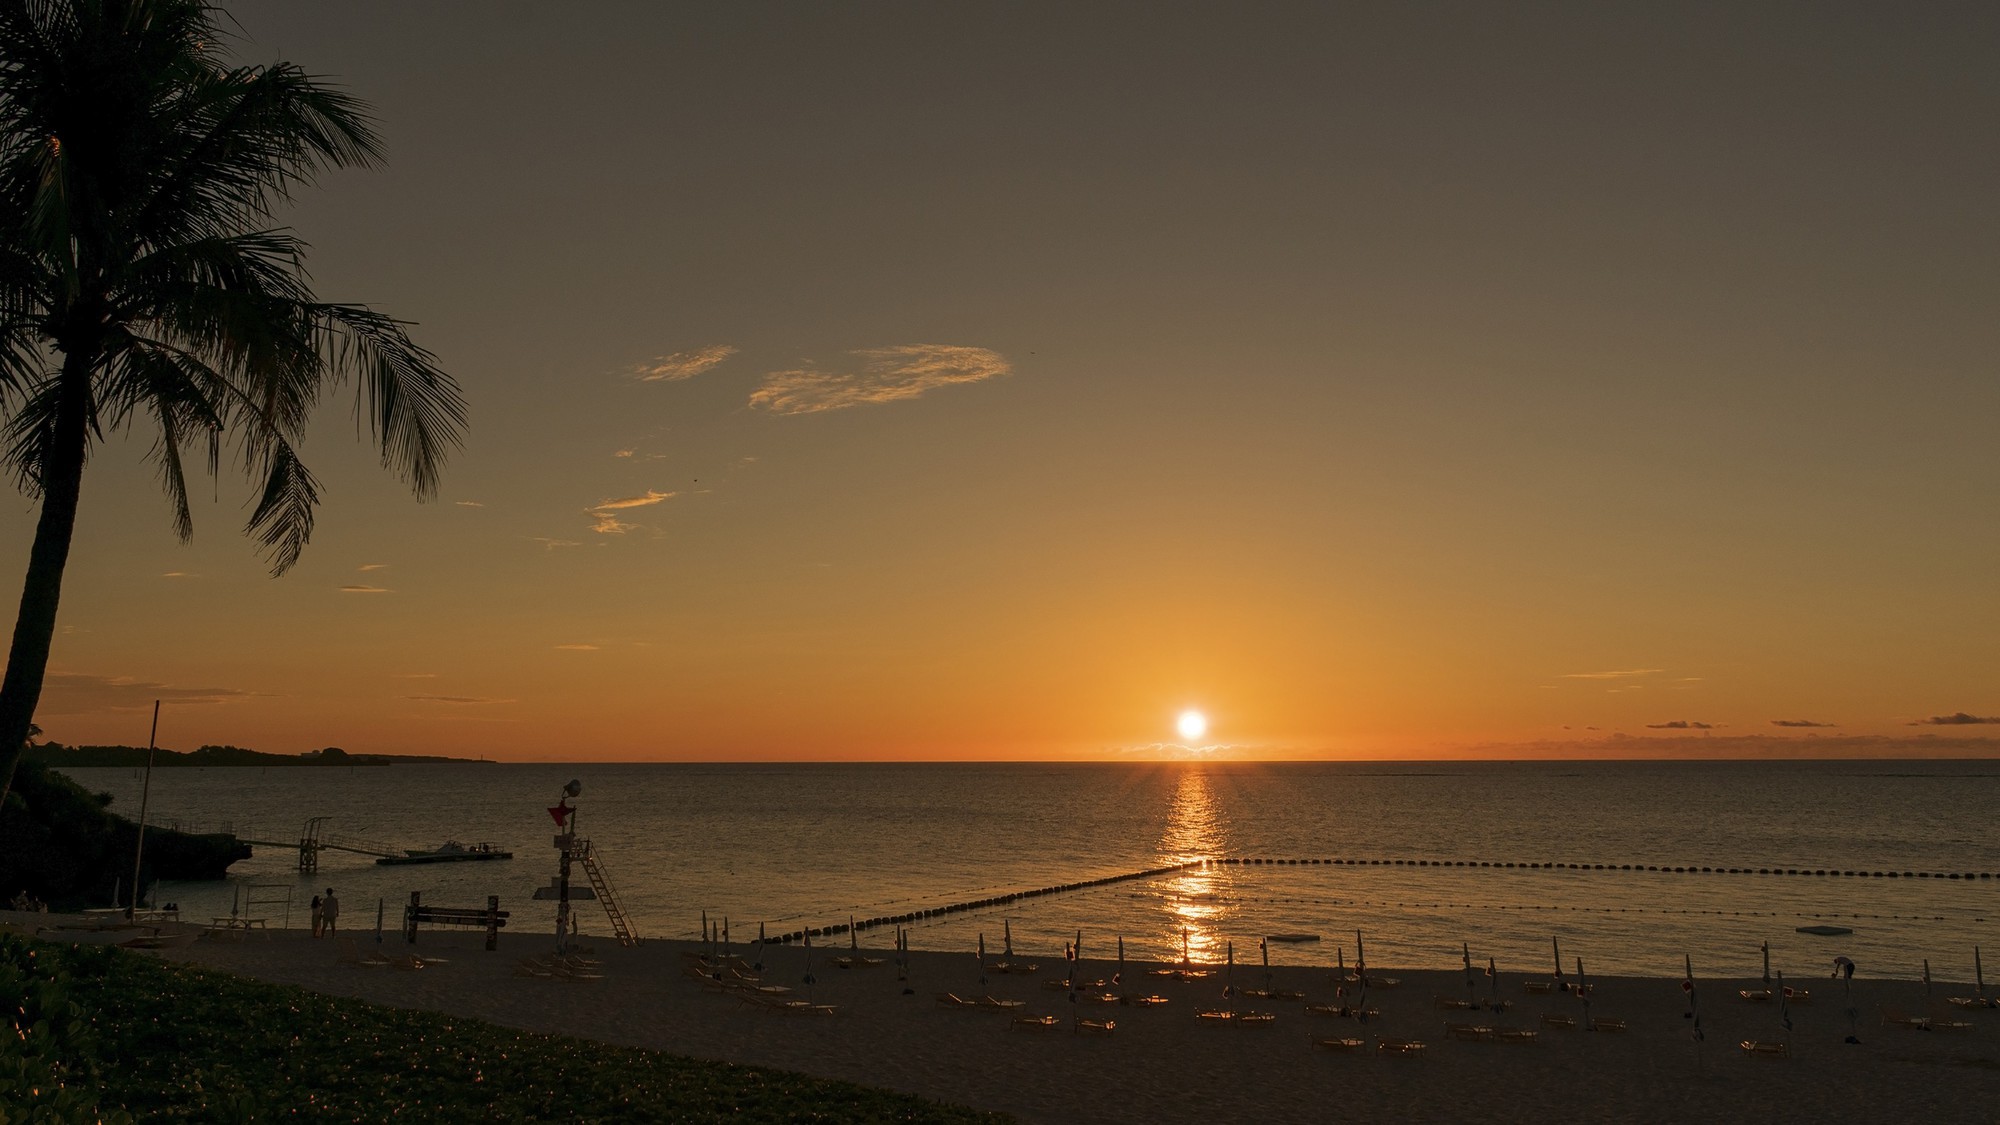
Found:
<box><xmin>1684</xmin><ymin>954</ymin><xmax>1706</xmax><ymax>1059</ymax></box>
<box><xmin>978</xmin><ymin>932</ymin><xmax>987</xmax><ymax>986</ymax></box>
<box><xmin>1778</xmin><ymin>969</ymin><xmax>1793</xmax><ymax>1036</ymax></box>
<box><xmin>1261</xmin><ymin>937</ymin><xmax>1271</xmax><ymax>991</ymax></box>
<box><xmin>1116</xmin><ymin>935</ymin><xmax>1125</xmax><ymax>987</ymax></box>
<box><xmin>723</xmin><ymin>917</ymin><xmax>730</xmax><ymax>957</ymax></box>
<box><xmin>1577</xmin><ymin>956</ymin><xmax>1591</xmax><ymax>1024</ymax></box>
<box><xmin>756</xmin><ymin>921</ymin><xmax>766</xmax><ymax>972</ymax></box>
<box><xmin>849</xmin><ymin>915</ymin><xmax>857</xmax><ymax>951</ymax></box>
<box><xmin>1004</xmin><ymin>918</ymin><xmax>1013</xmax><ymax>957</ymax></box>
<box><xmin>1762</xmin><ymin>941</ymin><xmax>1771</xmax><ymax>990</ymax></box>
<box><xmin>1923</xmin><ymin>958</ymin><xmax>1932</xmax><ymax>1003</ymax></box>
<box><xmin>1551</xmin><ymin>935</ymin><xmax>1564</xmax><ymax>990</ymax></box>
<box><xmin>702</xmin><ymin>910</ymin><xmax>709</xmax><ymax>949</ymax></box>
<box><xmin>1977</xmin><ymin>946</ymin><xmax>1988</xmax><ymax>1005</ymax></box>
<box><xmin>1463</xmin><ymin>942</ymin><xmax>1476</xmax><ymax>1005</ymax></box>
<box><xmin>803</xmin><ymin>931</ymin><xmax>816</xmax><ymax>1001</ymax></box>
<box><xmin>1225</xmin><ymin>939</ymin><xmax>1235</xmax><ymax>1001</ymax></box>
<box><xmin>1182</xmin><ymin>925</ymin><xmax>1191</xmax><ymax>969</ymax></box>
<box><xmin>1487</xmin><ymin>956</ymin><xmax>1499</xmax><ymax>1008</ymax></box>
<box><xmin>1356</xmin><ymin>929</ymin><xmax>1368</xmax><ymax>986</ymax></box>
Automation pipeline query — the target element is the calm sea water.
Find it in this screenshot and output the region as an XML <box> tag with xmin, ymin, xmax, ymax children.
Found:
<box><xmin>58</xmin><ymin>760</ymin><xmax>2000</xmax><ymax>982</ymax></box>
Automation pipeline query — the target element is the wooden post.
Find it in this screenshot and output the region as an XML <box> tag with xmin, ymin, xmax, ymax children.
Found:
<box><xmin>405</xmin><ymin>890</ymin><xmax>421</xmax><ymax>944</ymax></box>
<box><xmin>486</xmin><ymin>895</ymin><xmax>501</xmax><ymax>951</ymax></box>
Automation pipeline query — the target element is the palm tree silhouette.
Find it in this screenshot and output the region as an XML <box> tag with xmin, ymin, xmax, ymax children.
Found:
<box><xmin>0</xmin><ymin>0</ymin><xmax>467</xmax><ymax>800</ymax></box>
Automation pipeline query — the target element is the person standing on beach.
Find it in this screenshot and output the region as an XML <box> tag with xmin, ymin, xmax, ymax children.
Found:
<box><xmin>322</xmin><ymin>889</ymin><xmax>341</xmax><ymax>936</ymax></box>
<box><xmin>310</xmin><ymin>894</ymin><xmax>324</xmax><ymax>938</ymax></box>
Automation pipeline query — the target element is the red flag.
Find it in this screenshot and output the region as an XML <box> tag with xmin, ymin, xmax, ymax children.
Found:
<box><xmin>548</xmin><ymin>801</ymin><xmax>571</xmax><ymax>827</ymax></box>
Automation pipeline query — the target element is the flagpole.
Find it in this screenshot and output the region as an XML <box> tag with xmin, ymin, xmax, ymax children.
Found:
<box><xmin>126</xmin><ymin>701</ymin><xmax>161</xmax><ymax>919</ymax></box>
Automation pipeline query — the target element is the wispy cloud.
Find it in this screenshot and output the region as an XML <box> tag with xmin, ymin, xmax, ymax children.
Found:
<box><xmin>37</xmin><ymin>672</ymin><xmax>256</xmax><ymax>714</ymax></box>
<box><xmin>592</xmin><ymin>489</ymin><xmax>676</xmax><ymax>511</ymax></box>
<box><xmin>1910</xmin><ymin>712</ymin><xmax>2000</xmax><ymax>726</ymax></box>
<box><xmin>613</xmin><ymin>449</ymin><xmax>634</xmax><ymax>459</ymax></box>
<box><xmin>631</xmin><ymin>345</ymin><xmax>737</xmax><ymax>382</ymax></box>
<box><xmin>358</xmin><ymin>563</ymin><xmax>388</xmax><ymax>572</ymax></box>
<box><xmin>553</xmin><ymin>644</ymin><xmax>600</xmax><ymax>651</ymax></box>
<box><xmin>455</xmin><ymin>500</ymin><xmax>485</xmax><ymax>508</ymax></box>
<box><xmin>1561</xmin><ymin>669</ymin><xmax>1664</xmax><ymax>680</ymax></box>
<box><xmin>161</xmin><ymin>571</ymin><xmax>196</xmax><ymax>579</ymax></box>
<box><xmin>750</xmin><ymin>344</ymin><xmax>1010</xmax><ymax>415</ymax></box>
<box><xmin>530</xmin><ymin>537</ymin><xmax>580</xmax><ymax>550</ymax></box>
<box><xmin>1771</xmin><ymin>718</ymin><xmax>1836</xmax><ymax>728</ymax></box>
<box><xmin>582</xmin><ymin>489</ymin><xmax>676</xmax><ymax>536</ymax></box>
<box><xmin>406</xmin><ymin>694</ymin><xmax>515</xmax><ymax>705</ymax></box>
<box><xmin>1646</xmin><ymin>720</ymin><xmax>1716</xmax><ymax>729</ymax></box>
<box><xmin>340</xmin><ymin>585</ymin><xmax>392</xmax><ymax>594</ymax></box>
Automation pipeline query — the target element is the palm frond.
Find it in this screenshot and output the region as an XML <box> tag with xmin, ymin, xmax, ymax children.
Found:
<box><xmin>243</xmin><ymin>437</ymin><xmax>319</xmax><ymax>576</ymax></box>
<box><xmin>316</xmin><ymin>303</ymin><xmax>465</xmax><ymax>498</ymax></box>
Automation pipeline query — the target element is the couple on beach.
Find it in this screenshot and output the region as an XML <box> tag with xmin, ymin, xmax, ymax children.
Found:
<box><xmin>310</xmin><ymin>888</ymin><xmax>341</xmax><ymax>937</ymax></box>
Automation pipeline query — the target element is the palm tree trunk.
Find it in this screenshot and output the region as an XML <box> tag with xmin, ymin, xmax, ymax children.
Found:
<box><xmin>0</xmin><ymin>352</ymin><xmax>93</xmax><ymax>805</ymax></box>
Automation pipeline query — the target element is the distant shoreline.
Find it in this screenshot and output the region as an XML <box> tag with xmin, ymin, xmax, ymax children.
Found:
<box><xmin>27</xmin><ymin>745</ymin><xmax>491</xmax><ymax>769</ymax></box>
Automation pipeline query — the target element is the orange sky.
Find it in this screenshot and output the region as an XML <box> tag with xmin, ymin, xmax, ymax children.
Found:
<box><xmin>7</xmin><ymin>2</ymin><xmax>1998</xmax><ymax>760</ymax></box>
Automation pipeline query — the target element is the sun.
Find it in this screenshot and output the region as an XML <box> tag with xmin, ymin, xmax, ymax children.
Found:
<box><xmin>1176</xmin><ymin>709</ymin><xmax>1208</xmax><ymax>742</ymax></box>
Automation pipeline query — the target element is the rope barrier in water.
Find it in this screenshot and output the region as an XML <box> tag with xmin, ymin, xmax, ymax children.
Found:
<box><xmin>761</xmin><ymin>855</ymin><xmax>1996</xmax><ymax>943</ymax></box>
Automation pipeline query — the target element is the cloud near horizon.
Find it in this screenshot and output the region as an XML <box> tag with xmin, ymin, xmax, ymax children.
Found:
<box><xmin>1561</xmin><ymin>668</ymin><xmax>1664</xmax><ymax>680</ymax></box>
<box><xmin>1910</xmin><ymin>712</ymin><xmax>2000</xmax><ymax>726</ymax></box>
<box><xmin>750</xmin><ymin>344</ymin><xmax>1010</xmax><ymax>415</ymax></box>
<box><xmin>553</xmin><ymin>644</ymin><xmax>600</xmax><ymax>651</ymax></box>
<box><xmin>405</xmin><ymin>694</ymin><xmax>514</xmax><ymax>705</ymax></box>
<box><xmin>1771</xmin><ymin>718</ymin><xmax>1836</xmax><ymax>728</ymax></box>
<box><xmin>339</xmin><ymin>585</ymin><xmax>392</xmax><ymax>594</ymax></box>
<box><xmin>36</xmin><ymin>672</ymin><xmax>256</xmax><ymax>714</ymax></box>
<box><xmin>631</xmin><ymin>345</ymin><xmax>737</xmax><ymax>382</ymax></box>
<box><xmin>1646</xmin><ymin>720</ymin><xmax>1716</xmax><ymax>729</ymax></box>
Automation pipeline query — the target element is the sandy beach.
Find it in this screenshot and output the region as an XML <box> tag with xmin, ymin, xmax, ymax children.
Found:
<box><xmin>16</xmin><ymin>910</ymin><xmax>1985</xmax><ymax>1124</ymax></box>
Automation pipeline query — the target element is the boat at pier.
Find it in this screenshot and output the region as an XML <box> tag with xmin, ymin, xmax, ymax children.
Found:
<box><xmin>376</xmin><ymin>840</ymin><xmax>513</xmax><ymax>866</ymax></box>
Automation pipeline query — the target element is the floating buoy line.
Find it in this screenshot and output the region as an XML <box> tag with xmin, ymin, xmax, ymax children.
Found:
<box><xmin>759</xmin><ymin>855</ymin><xmax>1996</xmax><ymax>944</ymax></box>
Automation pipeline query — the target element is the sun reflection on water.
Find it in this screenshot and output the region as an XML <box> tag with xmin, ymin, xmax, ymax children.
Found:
<box><xmin>1154</xmin><ymin>769</ymin><xmax>1232</xmax><ymax>964</ymax></box>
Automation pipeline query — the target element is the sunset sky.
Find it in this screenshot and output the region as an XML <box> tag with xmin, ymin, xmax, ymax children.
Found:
<box><xmin>7</xmin><ymin>2</ymin><xmax>1996</xmax><ymax>760</ymax></box>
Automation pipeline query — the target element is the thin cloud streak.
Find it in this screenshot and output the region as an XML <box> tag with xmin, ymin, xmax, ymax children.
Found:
<box><xmin>750</xmin><ymin>344</ymin><xmax>1010</xmax><ymax>415</ymax></box>
<box><xmin>339</xmin><ymin>585</ymin><xmax>392</xmax><ymax>594</ymax></box>
<box><xmin>405</xmin><ymin>694</ymin><xmax>515</xmax><ymax>705</ymax></box>
<box><xmin>631</xmin><ymin>345</ymin><xmax>736</xmax><ymax>381</ymax></box>
<box><xmin>1561</xmin><ymin>669</ymin><xmax>1664</xmax><ymax>680</ymax></box>
<box><xmin>1910</xmin><ymin>712</ymin><xmax>2000</xmax><ymax>726</ymax></box>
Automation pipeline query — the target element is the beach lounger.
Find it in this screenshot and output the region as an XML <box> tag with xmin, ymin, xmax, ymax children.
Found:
<box><xmin>1079</xmin><ymin>991</ymin><xmax>1122</xmax><ymax>1005</ymax></box>
<box><xmin>1376</xmin><ymin>1038</ymin><xmax>1426</xmax><ymax>1056</ymax></box>
<box><xmin>1444</xmin><ymin>1023</ymin><xmax>1493</xmax><ymax>1041</ymax></box>
<box><xmin>1496</xmin><ymin>1028</ymin><xmax>1539</xmax><ymax>1044</ymax></box>
<box><xmin>1304</xmin><ymin>1004</ymin><xmax>1380</xmax><ymax>1020</ymax></box>
<box><xmin>1588</xmin><ymin>1018</ymin><xmax>1626</xmax><ymax>1033</ymax></box>
<box><xmin>831</xmin><ymin>955</ymin><xmax>884</xmax><ymax>969</ymax></box>
<box><xmin>1880</xmin><ymin>1008</ymin><xmax>1931</xmax><ymax>1030</ymax></box>
<box><xmin>1739</xmin><ymin>1040</ymin><xmax>1789</xmax><ymax>1058</ymax></box>
<box><xmin>1930</xmin><ymin>1018</ymin><xmax>1974</xmax><ymax>1032</ymax></box>
<box><xmin>1119</xmin><ymin>994</ymin><xmax>1170</xmax><ymax>1006</ymax></box>
<box><xmin>1523</xmin><ymin>980</ymin><xmax>1553</xmax><ymax>994</ymax></box>
<box><xmin>989</xmin><ymin>961</ymin><xmax>1040</xmax><ymax>975</ymax></box>
<box><xmin>740</xmin><ymin>992</ymin><xmax>837</xmax><ymax>1016</ymax></box>
<box><xmin>1045</xmin><ymin>977</ymin><xmax>1107</xmax><ymax>990</ymax></box>
<box><xmin>935</xmin><ymin>992</ymin><xmax>978</xmax><ymax>1008</ymax></box>
<box><xmin>336</xmin><ymin>938</ymin><xmax>391</xmax><ymax>968</ymax></box>
<box><xmin>1435</xmin><ymin>995</ymin><xmax>1480</xmax><ymax>1010</ymax></box>
<box><xmin>1739</xmin><ymin>989</ymin><xmax>1773</xmax><ymax>1003</ymax></box>
<box><xmin>1076</xmin><ymin>1018</ymin><xmax>1116</xmax><ymax>1035</ymax></box>
<box><xmin>1011</xmin><ymin>1015</ymin><xmax>1062</xmax><ymax>1030</ymax></box>
<box><xmin>1947</xmin><ymin>996</ymin><xmax>1998</xmax><ymax>1010</ymax></box>
<box><xmin>1312</xmin><ymin>1036</ymin><xmax>1366</xmax><ymax>1052</ymax></box>
<box><xmin>1238</xmin><ymin>988</ymin><xmax>1304</xmax><ymax>1001</ymax></box>
<box><xmin>1196</xmin><ymin>1009</ymin><xmax>1237</xmax><ymax>1022</ymax></box>
<box><xmin>1235</xmin><ymin>1011</ymin><xmax>1277</xmax><ymax>1025</ymax></box>
<box><xmin>1539</xmin><ymin>1014</ymin><xmax>1576</xmax><ymax>1030</ymax></box>
<box><xmin>975</xmin><ymin>995</ymin><xmax>1025</xmax><ymax>1010</ymax></box>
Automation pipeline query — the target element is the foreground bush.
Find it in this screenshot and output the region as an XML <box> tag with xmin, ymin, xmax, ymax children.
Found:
<box><xmin>2</xmin><ymin>935</ymin><xmax>1003</xmax><ymax>1123</ymax></box>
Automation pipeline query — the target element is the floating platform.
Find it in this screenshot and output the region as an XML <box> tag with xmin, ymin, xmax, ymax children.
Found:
<box><xmin>1794</xmin><ymin>924</ymin><xmax>1854</xmax><ymax>937</ymax></box>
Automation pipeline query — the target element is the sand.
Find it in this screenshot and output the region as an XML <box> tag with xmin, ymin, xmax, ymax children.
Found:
<box><xmin>14</xmin><ymin>912</ymin><xmax>1998</xmax><ymax>1123</ymax></box>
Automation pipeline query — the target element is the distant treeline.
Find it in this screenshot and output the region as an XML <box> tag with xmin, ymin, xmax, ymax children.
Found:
<box><xmin>25</xmin><ymin>743</ymin><xmax>487</xmax><ymax>768</ymax></box>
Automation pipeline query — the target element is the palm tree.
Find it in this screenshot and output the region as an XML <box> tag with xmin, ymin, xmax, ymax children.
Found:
<box><xmin>0</xmin><ymin>0</ymin><xmax>466</xmax><ymax>801</ymax></box>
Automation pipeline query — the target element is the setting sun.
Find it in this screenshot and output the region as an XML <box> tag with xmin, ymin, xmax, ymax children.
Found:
<box><xmin>1176</xmin><ymin>709</ymin><xmax>1207</xmax><ymax>742</ymax></box>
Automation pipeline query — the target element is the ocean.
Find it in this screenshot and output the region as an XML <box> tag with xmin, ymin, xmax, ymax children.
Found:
<box><xmin>55</xmin><ymin>760</ymin><xmax>2000</xmax><ymax>982</ymax></box>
